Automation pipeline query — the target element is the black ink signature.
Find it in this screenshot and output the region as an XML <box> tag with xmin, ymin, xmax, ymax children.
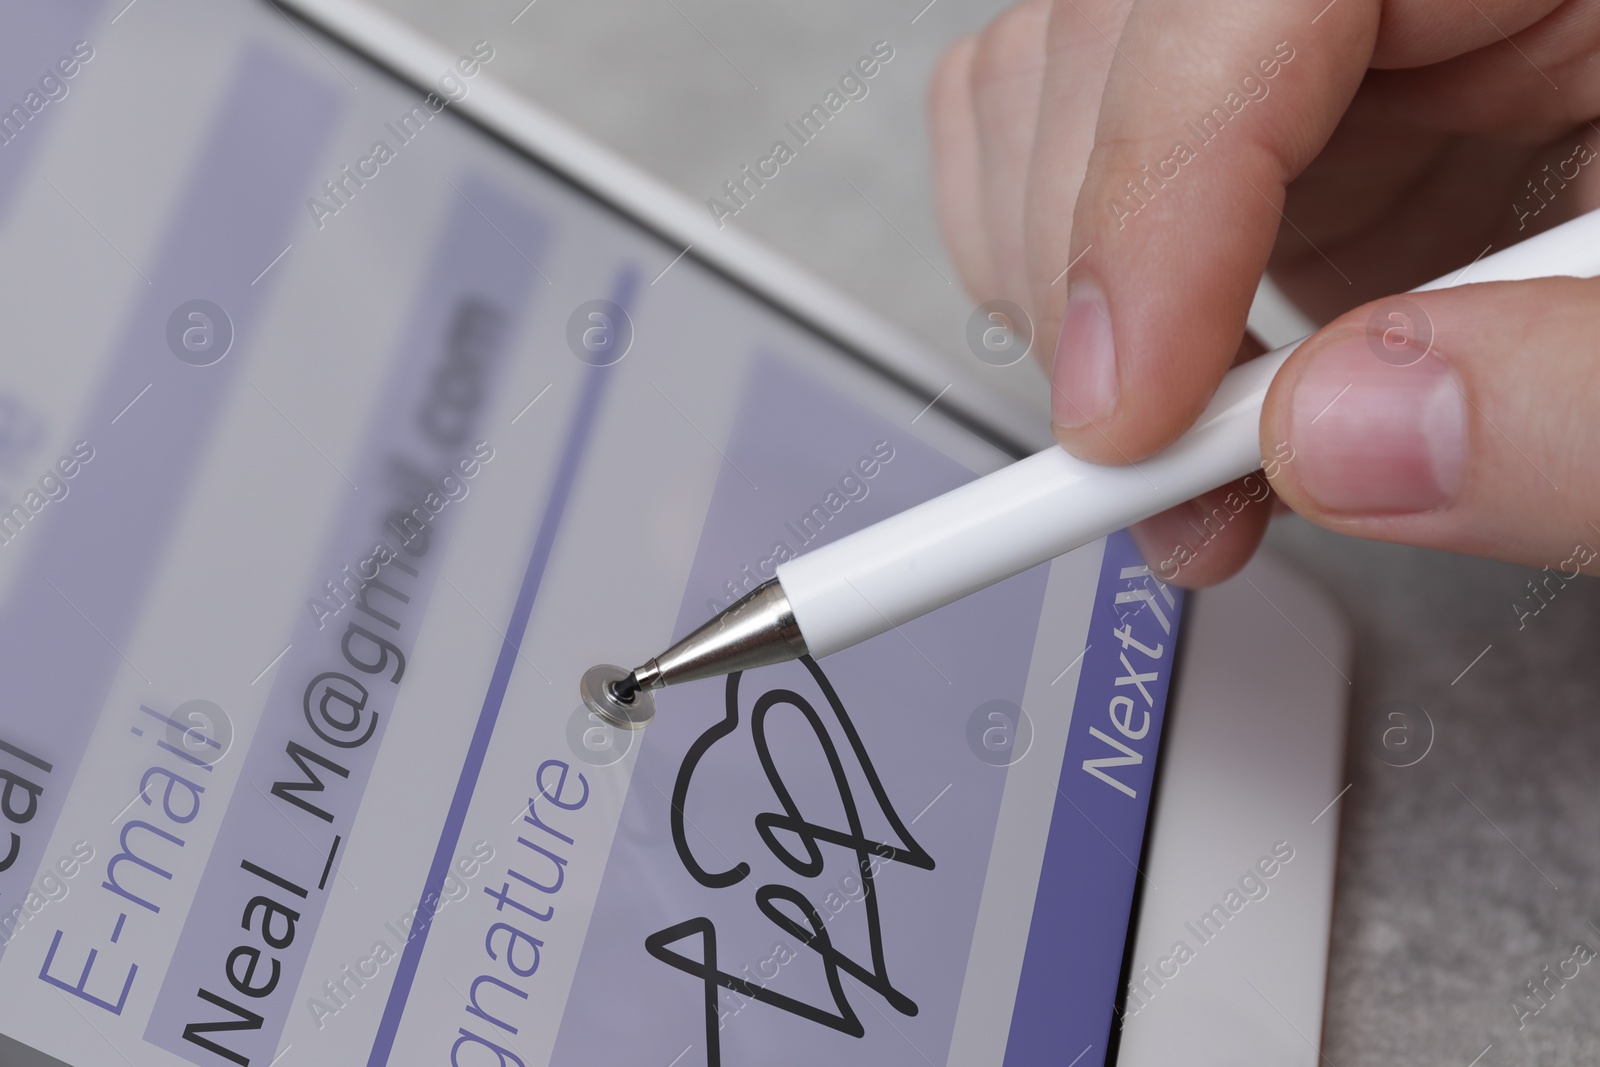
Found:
<box><xmin>645</xmin><ymin>657</ymin><xmax>933</xmax><ymax>1066</ymax></box>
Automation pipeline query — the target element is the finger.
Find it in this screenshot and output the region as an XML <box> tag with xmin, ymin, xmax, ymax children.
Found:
<box><xmin>969</xmin><ymin>0</ymin><xmax>1053</xmax><ymax>308</ymax></box>
<box><xmin>929</xmin><ymin>34</ymin><xmax>997</xmax><ymax>301</ymax></box>
<box><xmin>1261</xmin><ymin>277</ymin><xmax>1600</xmax><ymax>573</ymax></box>
<box><xmin>1051</xmin><ymin>0</ymin><xmax>1383</xmax><ymax>461</ymax></box>
<box><xmin>1362</xmin><ymin>0</ymin><xmax>1597</xmax><ymax>138</ymax></box>
<box><xmin>1269</xmin><ymin>114</ymin><xmax>1540</xmax><ymax>322</ymax></box>
<box><xmin>1024</xmin><ymin>0</ymin><xmax>1133</xmax><ymax>371</ymax></box>
<box><xmin>1129</xmin><ymin>473</ymin><xmax>1277</xmax><ymax>588</ymax></box>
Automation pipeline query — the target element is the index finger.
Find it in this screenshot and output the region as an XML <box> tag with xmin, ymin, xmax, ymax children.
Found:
<box><xmin>1047</xmin><ymin>0</ymin><xmax>1378</xmax><ymax>461</ymax></box>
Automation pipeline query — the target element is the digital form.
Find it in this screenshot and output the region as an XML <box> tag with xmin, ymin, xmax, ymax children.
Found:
<box><xmin>0</xmin><ymin>2</ymin><xmax>1183</xmax><ymax>1066</ymax></box>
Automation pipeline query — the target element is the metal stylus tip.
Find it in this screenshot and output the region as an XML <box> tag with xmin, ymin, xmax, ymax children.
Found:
<box><xmin>579</xmin><ymin>663</ymin><xmax>656</xmax><ymax>731</ymax></box>
<box><xmin>608</xmin><ymin>672</ymin><xmax>642</xmax><ymax>704</ymax></box>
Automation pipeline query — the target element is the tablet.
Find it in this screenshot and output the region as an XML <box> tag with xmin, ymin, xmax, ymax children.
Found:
<box><xmin>0</xmin><ymin>2</ymin><xmax>1185</xmax><ymax>1065</ymax></box>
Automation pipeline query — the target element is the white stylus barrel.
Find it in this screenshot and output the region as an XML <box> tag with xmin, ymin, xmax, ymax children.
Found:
<box><xmin>778</xmin><ymin>207</ymin><xmax>1600</xmax><ymax>660</ymax></box>
<box><xmin>776</xmin><ymin>349</ymin><xmax>1290</xmax><ymax>658</ymax></box>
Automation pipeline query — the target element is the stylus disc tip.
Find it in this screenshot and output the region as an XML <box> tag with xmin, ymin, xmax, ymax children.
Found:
<box><xmin>580</xmin><ymin>664</ymin><xmax>655</xmax><ymax>731</ymax></box>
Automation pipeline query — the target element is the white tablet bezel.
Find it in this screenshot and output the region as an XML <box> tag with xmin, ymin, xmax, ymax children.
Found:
<box><xmin>273</xmin><ymin>0</ymin><xmax>1053</xmax><ymax>465</ymax></box>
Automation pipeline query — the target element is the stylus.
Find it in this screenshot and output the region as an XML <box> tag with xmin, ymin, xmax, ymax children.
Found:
<box><xmin>594</xmin><ymin>207</ymin><xmax>1600</xmax><ymax>719</ymax></box>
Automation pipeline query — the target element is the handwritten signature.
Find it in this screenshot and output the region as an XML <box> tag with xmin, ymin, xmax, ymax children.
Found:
<box><xmin>644</xmin><ymin>657</ymin><xmax>934</xmax><ymax>1065</ymax></box>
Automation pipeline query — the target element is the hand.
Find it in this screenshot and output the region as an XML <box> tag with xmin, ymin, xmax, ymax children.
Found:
<box><xmin>929</xmin><ymin>0</ymin><xmax>1600</xmax><ymax>585</ymax></box>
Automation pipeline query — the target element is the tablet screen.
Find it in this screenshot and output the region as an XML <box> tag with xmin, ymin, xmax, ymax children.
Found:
<box><xmin>0</xmin><ymin>3</ymin><xmax>1183</xmax><ymax>1065</ymax></box>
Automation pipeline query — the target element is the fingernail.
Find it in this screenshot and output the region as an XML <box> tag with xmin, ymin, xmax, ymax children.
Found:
<box><xmin>1290</xmin><ymin>337</ymin><xmax>1466</xmax><ymax>514</ymax></box>
<box><xmin>1052</xmin><ymin>280</ymin><xmax>1118</xmax><ymax>429</ymax></box>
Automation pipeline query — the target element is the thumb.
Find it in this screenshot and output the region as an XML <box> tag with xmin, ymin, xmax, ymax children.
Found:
<box><xmin>1261</xmin><ymin>277</ymin><xmax>1600</xmax><ymax>574</ymax></box>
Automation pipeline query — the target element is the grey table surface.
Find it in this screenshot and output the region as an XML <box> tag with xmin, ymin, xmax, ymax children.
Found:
<box><xmin>8</xmin><ymin>2</ymin><xmax>1594</xmax><ymax>1065</ymax></box>
<box><xmin>360</xmin><ymin>3</ymin><xmax>1596</xmax><ymax>1064</ymax></box>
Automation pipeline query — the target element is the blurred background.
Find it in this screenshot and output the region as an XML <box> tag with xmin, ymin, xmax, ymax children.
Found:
<box><xmin>363</xmin><ymin>0</ymin><xmax>1600</xmax><ymax>1062</ymax></box>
